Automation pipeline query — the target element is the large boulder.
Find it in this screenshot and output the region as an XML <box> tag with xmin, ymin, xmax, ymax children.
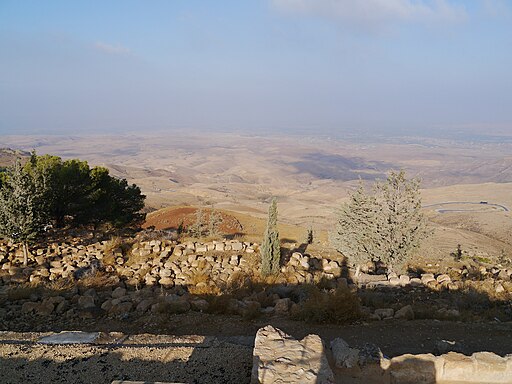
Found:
<box><xmin>251</xmin><ymin>325</ymin><xmax>334</xmax><ymax>384</ymax></box>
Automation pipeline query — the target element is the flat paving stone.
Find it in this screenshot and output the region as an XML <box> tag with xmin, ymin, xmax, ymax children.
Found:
<box><xmin>38</xmin><ymin>331</ymin><xmax>101</xmax><ymax>344</ymax></box>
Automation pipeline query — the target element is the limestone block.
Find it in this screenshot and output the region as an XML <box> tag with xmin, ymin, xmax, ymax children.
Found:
<box><xmin>251</xmin><ymin>325</ymin><xmax>334</xmax><ymax>384</ymax></box>
<box><xmin>436</xmin><ymin>274</ymin><xmax>451</xmax><ymax>284</ymax></box>
<box><xmin>388</xmin><ymin>353</ymin><xmax>442</xmax><ymax>384</ymax></box>
<box><xmin>231</xmin><ymin>242</ymin><xmax>243</xmax><ymax>251</ymax></box>
<box><xmin>421</xmin><ymin>273</ymin><xmax>435</xmax><ymax>284</ymax></box>
<box><xmin>399</xmin><ymin>275</ymin><xmax>410</xmax><ymax>286</ymax></box>
<box><xmin>441</xmin><ymin>352</ymin><xmax>475</xmax><ymax>382</ymax></box>
<box><xmin>195</xmin><ymin>244</ymin><xmax>208</xmax><ymax>253</ymax></box>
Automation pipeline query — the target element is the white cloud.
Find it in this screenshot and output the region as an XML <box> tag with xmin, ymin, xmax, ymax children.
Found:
<box><xmin>271</xmin><ymin>0</ymin><xmax>468</xmax><ymax>26</ymax></box>
<box><xmin>94</xmin><ymin>42</ymin><xmax>131</xmax><ymax>55</ymax></box>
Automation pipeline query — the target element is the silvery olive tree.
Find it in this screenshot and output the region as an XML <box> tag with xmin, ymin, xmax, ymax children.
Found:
<box><xmin>332</xmin><ymin>171</ymin><xmax>430</xmax><ymax>275</ymax></box>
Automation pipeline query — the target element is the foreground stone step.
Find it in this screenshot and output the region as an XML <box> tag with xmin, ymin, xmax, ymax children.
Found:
<box><xmin>252</xmin><ymin>326</ymin><xmax>512</xmax><ymax>384</ymax></box>
<box><xmin>251</xmin><ymin>325</ymin><xmax>334</xmax><ymax>384</ymax></box>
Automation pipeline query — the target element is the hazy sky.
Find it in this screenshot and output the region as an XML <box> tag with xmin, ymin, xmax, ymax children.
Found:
<box><xmin>1</xmin><ymin>0</ymin><xmax>511</xmax><ymax>136</ymax></box>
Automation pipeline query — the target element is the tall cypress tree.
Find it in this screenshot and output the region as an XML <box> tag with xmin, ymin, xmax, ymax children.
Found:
<box><xmin>261</xmin><ymin>197</ymin><xmax>280</xmax><ymax>276</ymax></box>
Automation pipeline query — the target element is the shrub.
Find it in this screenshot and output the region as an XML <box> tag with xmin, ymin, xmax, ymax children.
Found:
<box><xmin>295</xmin><ymin>285</ymin><xmax>361</xmax><ymax>324</ymax></box>
<box><xmin>188</xmin><ymin>272</ymin><xmax>221</xmax><ymax>295</ymax></box>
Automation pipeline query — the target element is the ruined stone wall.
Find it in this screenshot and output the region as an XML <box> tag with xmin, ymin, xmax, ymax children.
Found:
<box><xmin>252</xmin><ymin>325</ymin><xmax>512</xmax><ymax>384</ymax></box>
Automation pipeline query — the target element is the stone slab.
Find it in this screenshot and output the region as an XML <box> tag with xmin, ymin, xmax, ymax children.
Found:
<box><xmin>38</xmin><ymin>331</ymin><xmax>101</xmax><ymax>344</ymax></box>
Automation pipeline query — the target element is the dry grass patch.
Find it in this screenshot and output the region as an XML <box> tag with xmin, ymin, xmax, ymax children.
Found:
<box><xmin>76</xmin><ymin>271</ymin><xmax>119</xmax><ymax>290</ymax></box>
<box><xmin>188</xmin><ymin>272</ymin><xmax>221</xmax><ymax>295</ymax></box>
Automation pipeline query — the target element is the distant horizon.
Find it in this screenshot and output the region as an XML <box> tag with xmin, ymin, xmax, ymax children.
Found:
<box><xmin>2</xmin><ymin>124</ymin><xmax>512</xmax><ymax>146</ymax></box>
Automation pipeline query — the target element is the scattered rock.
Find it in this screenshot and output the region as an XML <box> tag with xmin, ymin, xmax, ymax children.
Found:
<box><xmin>496</xmin><ymin>283</ymin><xmax>505</xmax><ymax>293</ymax></box>
<box><xmin>77</xmin><ymin>295</ymin><xmax>96</xmax><ymax>309</ymax></box>
<box><xmin>436</xmin><ymin>308</ymin><xmax>460</xmax><ymax>320</ymax></box>
<box><xmin>111</xmin><ymin>287</ymin><xmax>127</xmax><ymax>299</ymax></box>
<box><xmin>273</xmin><ymin>298</ymin><xmax>291</xmax><ymax>316</ymax></box>
<box><xmin>358</xmin><ymin>343</ymin><xmax>384</xmax><ymax>366</ymax></box>
<box><xmin>331</xmin><ymin>338</ymin><xmax>359</xmax><ymax>368</ymax></box>
<box><xmin>167</xmin><ymin>299</ymin><xmax>191</xmax><ymax>314</ymax></box>
<box><xmin>109</xmin><ymin>301</ymin><xmax>133</xmax><ymax>316</ymax></box>
<box><xmin>190</xmin><ymin>299</ymin><xmax>209</xmax><ymax>312</ymax></box>
<box><xmin>21</xmin><ymin>301</ymin><xmax>39</xmax><ymax>314</ymax></box>
<box><xmin>394</xmin><ymin>305</ymin><xmax>414</xmax><ymax>320</ymax></box>
<box><xmin>374</xmin><ymin>308</ymin><xmax>394</xmax><ymax>320</ymax></box>
<box><xmin>434</xmin><ymin>340</ymin><xmax>468</xmax><ymax>355</ymax></box>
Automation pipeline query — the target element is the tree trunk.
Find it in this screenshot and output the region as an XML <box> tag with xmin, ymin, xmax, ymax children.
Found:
<box><xmin>22</xmin><ymin>242</ymin><xmax>29</xmax><ymax>267</ymax></box>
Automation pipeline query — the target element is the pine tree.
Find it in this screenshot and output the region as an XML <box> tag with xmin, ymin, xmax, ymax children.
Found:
<box><xmin>0</xmin><ymin>160</ymin><xmax>48</xmax><ymax>266</ymax></box>
<box><xmin>374</xmin><ymin>170</ymin><xmax>430</xmax><ymax>271</ymax></box>
<box><xmin>24</xmin><ymin>153</ymin><xmax>145</xmax><ymax>230</ymax></box>
<box><xmin>331</xmin><ymin>182</ymin><xmax>381</xmax><ymax>277</ymax></box>
<box><xmin>261</xmin><ymin>198</ymin><xmax>281</xmax><ymax>276</ymax></box>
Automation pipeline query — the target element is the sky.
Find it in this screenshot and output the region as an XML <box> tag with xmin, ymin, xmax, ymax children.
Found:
<box><xmin>0</xmin><ymin>0</ymin><xmax>511</xmax><ymax>137</ymax></box>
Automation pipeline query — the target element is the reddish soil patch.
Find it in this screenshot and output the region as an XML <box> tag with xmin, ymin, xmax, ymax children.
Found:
<box><xmin>143</xmin><ymin>207</ymin><xmax>244</xmax><ymax>235</ymax></box>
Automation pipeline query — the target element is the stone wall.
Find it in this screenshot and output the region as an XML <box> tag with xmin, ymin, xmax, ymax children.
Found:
<box><xmin>0</xmin><ymin>238</ymin><xmax>511</xmax><ymax>322</ymax></box>
<box><xmin>2</xmin><ymin>239</ymin><xmax>510</xmax><ymax>291</ymax></box>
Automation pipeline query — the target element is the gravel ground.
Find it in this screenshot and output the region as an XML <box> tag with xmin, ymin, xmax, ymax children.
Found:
<box><xmin>2</xmin><ymin>316</ymin><xmax>512</xmax><ymax>384</ymax></box>
<box><xmin>0</xmin><ymin>333</ymin><xmax>253</xmax><ymax>384</ymax></box>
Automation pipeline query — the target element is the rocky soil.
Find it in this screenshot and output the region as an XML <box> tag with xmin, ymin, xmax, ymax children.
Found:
<box><xmin>0</xmin><ymin>332</ymin><xmax>252</xmax><ymax>384</ymax></box>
